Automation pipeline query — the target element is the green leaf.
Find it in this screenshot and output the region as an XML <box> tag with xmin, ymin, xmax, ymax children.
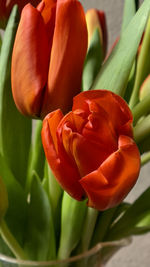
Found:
<box><xmin>129</xmin><ymin>16</ymin><xmax>150</xmax><ymax>108</ymax></box>
<box><xmin>43</xmin><ymin>162</ymin><xmax>62</xmax><ymax>248</ymax></box>
<box><xmin>92</xmin><ymin>0</ymin><xmax>150</xmax><ymax>97</ymax></box>
<box><xmin>121</xmin><ymin>0</ymin><xmax>136</xmax><ymax>33</ymax></box>
<box><xmin>26</xmin><ymin>120</ymin><xmax>45</xmax><ymax>192</ymax></box>
<box><xmin>0</xmin><ymin>35</ymin><xmax>2</xmax><ymax>53</ymax></box>
<box><xmin>0</xmin><ymin>220</ymin><xmax>28</xmax><ymax>260</ymax></box>
<box><xmin>123</xmin><ymin>62</ymin><xmax>136</xmax><ymax>103</ymax></box>
<box><xmin>43</xmin><ymin>162</ymin><xmax>62</xmax><ymax>222</ymax></box>
<box><xmin>121</xmin><ymin>0</ymin><xmax>137</xmax><ymax>103</ymax></box>
<box><xmin>24</xmin><ymin>172</ymin><xmax>56</xmax><ymax>261</ymax></box>
<box><xmin>58</xmin><ymin>193</ymin><xmax>87</xmax><ymax>259</ymax></box>
<box><xmin>0</xmin><ymin>235</ymin><xmax>14</xmax><ymax>258</ymax></box>
<box><xmin>132</xmin><ymin>94</ymin><xmax>150</xmax><ymax>125</ymax></box>
<box><xmin>137</xmin><ymin>134</ymin><xmax>150</xmax><ymax>154</ymax></box>
<box><xmin>134</xmin><ymin>114</ymin><xmax>150</xmax><ymax>144</ymax></box>
<box><xmin>82</xmin><ymin>28</ymin><xmax>103</xmax><ymax>91</ymax></box>
<box><xmin>0</xmin><ymin>6</ymin><xmax>32</xmax><ymax>187</ymax></box>
<box><xmin>0</xmin><ymin>154</ymin><xmax>27</xmax><ymax>245</ymax></box>
<box><xmin>0</xmin><ymin>175</ymin><xmax>8</xmax><ymax>223</ymax></box>
<box><xmin>111</xmin><ymin>202</ymin><xmax>131</xmax><ymax>224</ymax></box>
<box><xmin>105</xmin><ymin>187</ymin><xmax>150</xmax><ymax>240</ymax></box>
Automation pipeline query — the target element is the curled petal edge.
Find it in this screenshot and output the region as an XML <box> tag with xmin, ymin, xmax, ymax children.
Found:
<box><xmin>80</xmin><ymin>135</ymin><xmax>140</xmax><ymax>210</ymax></box>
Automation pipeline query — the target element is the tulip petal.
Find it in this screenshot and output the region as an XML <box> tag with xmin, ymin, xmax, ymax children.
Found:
<box><xmin>40</xmin><ymin>0</ymin><xmax>56</xmax><ymax>24</ymax></box>
<box><xmin>39</xmin><ymin>0</ymin><xmax>56</xmax><ymax>43</ymax></box>
<box><xmin>73</xmin><ymin>90</ymin><xmax>133</xmax><ymax>137</ymax></box>
<box><xmin>0</xmin><ymin>1</ymin><xmax>6</xmax><ymax>20</ymax></box>
<box><xmin>82</xmin><ymin>101</ymin><xmax>118</xmax><ymax>149</ymax></box>
<box><xmin>42</xmin><ymin>110</ymin><xmax>85</xmax><ymax>200</ymax></box>
<box><xmin>41</xmin><ymin>0</ymin><xmax>88</xmax><ymax>117</ymax></box>
<box><xmin>71</xmin><ymin>132</ymin><xmax>114</xmax><ymax>178</ymax></box>
<box><xmin>56</xmin><ymin>109</ymin><xmax>116</xmax><ymax>177</ymax></box>
<box><xmin>80</xmin><ymin>135</ymin><xmax>140</xmax><ymax>210</ymax></box>
<box><xmin>11</xmin><ymin>4</ymin><xmax>49</xmax><ymax>117</ymax></box>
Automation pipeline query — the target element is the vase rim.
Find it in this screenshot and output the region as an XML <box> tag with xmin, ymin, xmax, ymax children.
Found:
<box><xmin>0</xmin><ymin>237</ymin><xmax>131</xmax><ymax>265</ymax></box>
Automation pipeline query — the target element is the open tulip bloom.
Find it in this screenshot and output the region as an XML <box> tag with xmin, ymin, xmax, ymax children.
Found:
<box><xmin>42</xmin><ymin>90</ymin><xmax>140</xmax><ymax>211</ymax></box>
<box><xmin>0</xmin><ymin>0</ymin><xmax>150</xmax><ymax>264</ymax></box>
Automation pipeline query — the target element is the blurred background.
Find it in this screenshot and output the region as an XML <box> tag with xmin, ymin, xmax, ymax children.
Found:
<box><xmin>81</xmin><ymin>1</ymin><xmax>150</xmax><ymax>266</ymax></box>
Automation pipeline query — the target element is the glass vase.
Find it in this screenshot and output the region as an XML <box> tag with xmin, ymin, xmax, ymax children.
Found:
<box><xmin>0</xmin><ymin>238</ymin><xmax>131</xmax><ymax>267</ymax></box>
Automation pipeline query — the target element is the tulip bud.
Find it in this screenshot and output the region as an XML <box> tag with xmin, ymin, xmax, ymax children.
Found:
<box><xmin>86</xmin><ymin>9</ymin><xmax>107</xmax><ymax>58</ymax></box>
<box><xmin>11</xmin><ymin>0</ymin><xmax>88</xmax><ymax>119</ymax></box>
<box><xmin>42</xmin><ymin>90</ymin><xmax>140</xmax><ymax>211</ymax></box>
<box><xmin>139</xmin><ymin>75</ymin><xmax>150</xmax><ymax>101</ymax></box>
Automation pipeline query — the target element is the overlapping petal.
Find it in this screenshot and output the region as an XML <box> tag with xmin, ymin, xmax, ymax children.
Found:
<box><xmin>11</xmin><ymin>4</ymin><xmax>50</xmax><ymax>117</ymax></box>
<box><xmin>80</xmin><ymin>135</ymin><xmax>140</xmax><ymax>210</ymax></box>
<box><xmin>42</xmin><ymin>110</ymin><xmax>85</xmax><ymax>200</ymax></box>
<box><xmin>73</xmin><ymin>90</ymin><xmax>133</xmax><ymax>137</ymax></box>
<box><xmin>11</xmin><ymin>0</ymin><xmax>88</xmax><ymax>118</ymax></box>
<box><xmin>41</xmin><ymin>0</ymin><xmax>88</xmax><ymax>117</ymax></box>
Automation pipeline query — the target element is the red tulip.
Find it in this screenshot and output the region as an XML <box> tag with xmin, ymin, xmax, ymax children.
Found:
<box><xmin>42</xmin><ymin>90</ymin><xmax>140</xmax><ymax>210</ymax></box>
<box><xmin>0</xmin><ymin>0</ymin><xmax>40</xmax><ymax>28</ymax></box>
<box><xmin>11</xmin><ymin>0</ymin><xmax>87</xmax><ymax>118</ymax></box>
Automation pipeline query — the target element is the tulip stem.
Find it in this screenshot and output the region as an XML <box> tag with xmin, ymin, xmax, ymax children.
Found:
<box><xmin>26</xmin><ymin>120</ymin><xmax>45</xmax><ymax>192</ymax></box>
<box><xmin>141</xmin><ymin>152</ymin><xmax>150</xmax><ymax>166</ymax></box>
<box><xmin>133</xmin><ymin>114</ymin><xmax>150</xmax><ymax>144</ymax></box>
<box><xmin>90</xmin><ymin>207</ymin><xmax>117</xmax><ymax>247</ymax></box>
<box><xmin>0</xmin><ymin>219</ymin><xmax>28</xmax><ymax>260</ymax></box>
<box><xmin>57</xmin><ymin>193</ymin><xmax>87</xmax><ymax>260</ymax></box>
<box><xmin>132</xmin><ymin>93</ymin><xmax>150</xmax><ymax>125</ymax></box>
<box><xmin>77</xmin><ymin>208</ymin><xmax>99</xmax><ymax>252</ymax></box>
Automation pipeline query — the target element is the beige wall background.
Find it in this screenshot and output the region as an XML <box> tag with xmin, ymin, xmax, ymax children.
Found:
<box><xmin>80</xmin><ymin>1</ymin><xmax>150</xmax><ymax>267</ymax></box>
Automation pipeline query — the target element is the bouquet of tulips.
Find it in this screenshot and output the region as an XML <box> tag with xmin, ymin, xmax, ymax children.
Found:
<box><xmin>0</xmin><ymin>0</ymin><xmax>150</xmax><ymax>265</ymax></box>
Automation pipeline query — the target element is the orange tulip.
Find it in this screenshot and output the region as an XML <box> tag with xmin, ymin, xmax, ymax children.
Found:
<box><xmin>85</xmin><ymin>9</ymin><xmax>107</xmax><ymax>58</ymax></box>
<box><xmin>11</xmin><ymin>0</ymin><xmax>88</xmax><ymax>118</ymax></box>
<box><xmin>42</xmin><ymin>90</ymin><xmax>140</xmax><ymax>211</ymax></box>
<box><xmin>0</xmin><ymin>0</ymin><xmax>40</xmax><ymax>28</ymax></box>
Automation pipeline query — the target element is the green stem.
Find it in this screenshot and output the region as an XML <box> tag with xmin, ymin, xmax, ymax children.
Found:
<box><xmin>44</xmin><ymin>161</ymin><xmax>63</xmax><ymax>220</ymax></box>
<box><xmin>129</xmin><ymin>17</ymin><xmax>150</xmax><ymax>109</ymax></box>
<box><xmin>91</xmin><ymin>207</ymin><xmax>117</xmax><ymax>247</ymax></box>
<box><xmin>26</xmin><ymin>120</ymin><xmax>45</xmax><ymax>192</ymax></box>
<box><xmin>57</xmin><ymin>193</ymin><xmax>87</xmax><ymax>260</ymax></box>
<box><xmin>134</xmin><ymin>115</ymin><xmax>150</xmax><ymax>143</ymax></box>
<box><xmin>132</xmin><ymin>93</ymin><xmax>150</xmax><ymax>125</ymax></box>
<box><xmin>78</xmin><ymin>208</ymin><xmax>99</xmax><ymax>252</ymax></box>
<box><xmin>141</xmin><ymin>152</ymin><xmax>150</xmax><ymax>166</ymax></box>
<box><xmin>0</xmin><ymin>220</ymin><xmax>28</xmax><ymax>260</ymax></box>
<box><xmin>43</xmin><ymin>161</ymin><xmax>62</xmax><ymax>249</ymax></box>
